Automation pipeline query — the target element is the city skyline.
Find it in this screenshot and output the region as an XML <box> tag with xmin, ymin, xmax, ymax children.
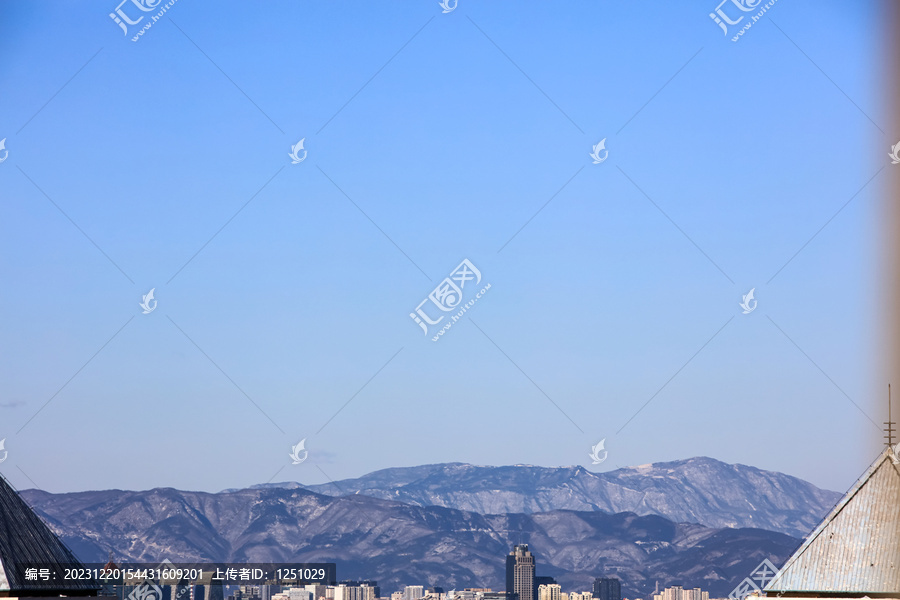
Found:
<box><xmin>88</xmin><ymin>545</ymin><xmax>633</xmax><ymax>600</ymax></box>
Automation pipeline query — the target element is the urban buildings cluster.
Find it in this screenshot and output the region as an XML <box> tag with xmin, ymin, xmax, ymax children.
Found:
<box><xmin>123</xmin><ymin>545</ymin><xmax>715</xmax><ymax>600</ymax></box>
<box><xmin>81</xmin><ymin>542</ymin><xmax>724</xmax><ymax>600</ymax></box>
<box><xmin>505</xmin><ymin>544</ymin><xmax>624</xmax><ymax>600</ymax></box>
<box><xmin>116</xmin><ymin>571</ymin><xmax>716</xmax><ymax>600</ymax></box>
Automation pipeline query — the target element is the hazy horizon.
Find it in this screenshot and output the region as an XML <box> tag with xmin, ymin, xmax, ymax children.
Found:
<box><xmin>12</xmin><ymin>452</ymin><xmax>860</xmax><ymax>495</ymax></box>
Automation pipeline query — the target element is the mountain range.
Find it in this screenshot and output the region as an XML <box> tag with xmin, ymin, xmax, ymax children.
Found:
<box><xmin>232</xmin><ymin>457</ymin><xmax>840</xmax><ymax>539</ymax></box>
<box><xmin>23</xmin><ymin>486</ymin><xmax>798</xmax><ymax>599</ymax></box>
<box><xmin>19</xmin><ymin>457</ymin><xmax>837</xmax><ymax>599</ymax></box>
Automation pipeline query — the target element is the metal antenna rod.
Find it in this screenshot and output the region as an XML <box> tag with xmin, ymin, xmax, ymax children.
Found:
<box><xmin>885</xmin><ymin>384</ymin><xmax>896</xmax><ymax>447</ymax></box>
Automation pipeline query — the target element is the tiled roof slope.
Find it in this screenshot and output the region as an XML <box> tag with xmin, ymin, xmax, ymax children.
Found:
<box><xmin>0</xmin><ymin>473</ymin><xmax>99</xmax><ymax>594</ymax></box>
<box><xmin>765</xmin><ymin>447</ymin><xmax>900</xmax><ymax>596</ymax></box>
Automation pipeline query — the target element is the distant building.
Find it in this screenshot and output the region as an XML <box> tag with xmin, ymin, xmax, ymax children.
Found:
<box><xmin>364</xmin><ymin>582</ymin><xmax>381</xmax><ymax>599</ymax></box>
<box><xmin>651</xmin><ymin>586</ymin><xmax>707</xmax><ymax>600</ymax></box>
<box><xmin>236</xmin><ymin>586</ymin><xmax>262</xmax><ymax>600</ymax></box>
<box><xmin>680</xmin><ymin>589</ymin><xmax>705</xmax><ymax>600</ymax></box>
<box><xmin>569</xmin><ymin>593</ymin><xmax>593</xmax><ymax>600</ymax></box>
<box><xmin>208</xmin><ymin>580</ymin><xmax>226</xmax><ymax>600</ymax></box>
<box><xmin>304</xmin><ymin>585</ymin><xmax>327</xmax><ymax>600</ymax></box>
<box><xmin>533</xmin><ymin>577</ymin><xmax>556</xmax><ymax>600</ymax></box>
<box><xmin>289</xmin><ymin>588</ymin><xmax>314</xmax><ymax>600</ymax></box>
<box><xmin>404</xmin><ymin>586</ymin><xmax>425</xmax><ymax>600</ymax></box>
<box><xmin>537</xmin><ymin>584</ymin><xmax>561</xmax><ymax>600</ymax></box>
<box><xmin>335</xmin><ymin>581</ymin><xmax>379</xmax><ymax>600</ymax></box>
<box><xmin>652</xmin><ymin>586</ymin><xmax>676</xmax><ymax>600</ymax></box>
<box><xmin>505</xmin><ymin>545</ymin><xmax>536</xmax><ymax>600</ymax></box>
<box><xmin>592</xmin><ymin>579</ymin><xmax>620</xmax><ymax>600</ymax></box>
<box><xmin>271</xmin><ymin>590</ymin><xmax>288</xmax><ymax>600</ymax></box>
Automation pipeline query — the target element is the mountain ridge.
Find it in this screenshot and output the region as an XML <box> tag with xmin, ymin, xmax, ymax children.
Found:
<box><xmin>223</xmin><ymin>456</ymin><xmax>838</xmax><ymax>539</ymax></box>
<box><xmin>21</xmin><ymin>485</ymin><xmax>800</xmax><ymax>599</ymax></box>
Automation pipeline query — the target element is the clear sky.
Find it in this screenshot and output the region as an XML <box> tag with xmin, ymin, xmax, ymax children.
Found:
<box><xmin>0</xmin><ymin>0</ymin><xmax>892</xmax><ymax>495</ymax></box>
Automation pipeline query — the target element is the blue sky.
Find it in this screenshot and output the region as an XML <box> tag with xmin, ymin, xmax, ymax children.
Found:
<box><xmin>0</xmin><ymin>0</ymin><xmax>892</xmax><ymax>494</ymax></box>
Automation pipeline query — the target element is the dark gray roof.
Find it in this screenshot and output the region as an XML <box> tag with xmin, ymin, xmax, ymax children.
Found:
<box><xmin>764</xmin><ymin>447</ymin><xmax>900</xmax><ymax>596</ymax></box>
<box><xmin>0</xmin><ymin>473</ymin><xmax>99</xmax><ymax>594</ymax></box>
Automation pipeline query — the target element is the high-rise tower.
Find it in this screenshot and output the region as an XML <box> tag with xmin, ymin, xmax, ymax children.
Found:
<box><xmin>592</xmin><ymin>578</ymin><xmax>621</xmax><ymax>600</ymax></box>
<box><xmin>505</xmin><ymin>545</ymin><xmax>535</xmax><ymax>600</ymax></box>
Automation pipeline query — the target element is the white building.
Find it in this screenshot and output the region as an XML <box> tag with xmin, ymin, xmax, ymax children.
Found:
<box><xmin>682</xmin><ymin>589</ymin><xmax>707</xmax><ymax>600</ymax></box>
<box><xmin>538</xmin><ymin>585</ymin><xmax>561</xmax><ymax>600</ymax></box>
<box><xmin>404</xmin><ymin>586</ymin><xmax>425</xmax><ymax>600</ymax></box>
<box><xmin>335</xmin><ymin>584</ymin><xmax>378</xmax><ymax>600</ymax></box>
<box><xmin>289</xmin><ymin>589</ymin><xmax>313</xmax><ymax>600</ymax></box>
<box><xmin>652</xmin><ymin>586</ymin><xmax>709</xmax><ymax>600</ymax></box>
